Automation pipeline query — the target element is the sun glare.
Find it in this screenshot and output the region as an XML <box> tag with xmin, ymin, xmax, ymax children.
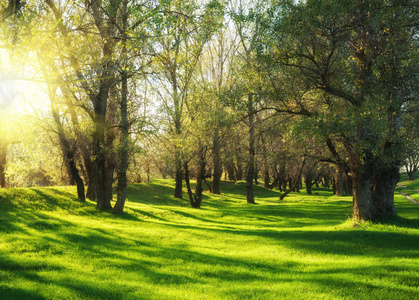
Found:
<box><xmin>0</xmin><ymin>76</ymin><xmax>19</xmax><ymax>110</ymax></box>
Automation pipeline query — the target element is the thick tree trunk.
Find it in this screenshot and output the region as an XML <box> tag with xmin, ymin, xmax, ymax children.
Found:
<box><xmin>352</xmin><ymin>161</ymin><xmax>377</xmax><ymax>221</ymax></box>
<box><xmin>304</xmin><ymin>173</ymin><xmax>313</xmax><ymax>195</ymax></box>
<box><xmin>93</xmin><ymin>116</ymin><xmax>112</xmax><ymax>210</ymax></box>
<box><xmin>407</xmin><ymin>171</ymin><xmax>415</xmax><ymax>181</ymax></box>
<box><xmin>92</xmin><ymin>73</ymin><xmax>113</xmax><ymax>210</ymax></box>
<box><xmin>333</xmin><ymin>169</ymin><xmax>345</xmax><ymax>196</ymax></box>
<box><xmin>371</xmin><ymin>167</ymin><xmax>398</xmax><ymax>218</ymax></box>
<box><xmin>95</xmin><ymin>153</ymin><xmax>112</xmax><ymax>209</ymax></box>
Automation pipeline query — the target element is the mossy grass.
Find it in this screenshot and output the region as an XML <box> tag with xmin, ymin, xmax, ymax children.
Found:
<box><xmin>0</xmin><ymin>180</ymin><xmax>418</xmax><ymax>299</ymax></box>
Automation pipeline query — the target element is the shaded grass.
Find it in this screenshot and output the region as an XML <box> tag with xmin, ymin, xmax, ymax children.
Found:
<box><xmin>0</xmin><ymin>180</ymin><xmax>418</xmax><ymax>299</ymax></box>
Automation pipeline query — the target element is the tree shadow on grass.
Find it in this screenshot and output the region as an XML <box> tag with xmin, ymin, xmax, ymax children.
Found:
<box><xmin>1</xmin><ymin>211</ymin><xmax>418</xmax><ymax>299</ymax></box>
<box><xmin>127</xmin><ymin>182</ymin><xmax>188</xmax><ymax>206</ymax></box>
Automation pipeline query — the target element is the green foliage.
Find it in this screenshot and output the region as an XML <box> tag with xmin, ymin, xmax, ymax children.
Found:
<box><xmin>0</xmin><ymin>181</ymin><xmax>418</xmax><ymax>299</ymax></box>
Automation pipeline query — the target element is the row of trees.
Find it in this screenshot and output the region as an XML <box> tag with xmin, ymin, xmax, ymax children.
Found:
<box><xmin>0</xmin><ymin>0</ymin><xmax>418</xmax><ymax>220</ymax></box>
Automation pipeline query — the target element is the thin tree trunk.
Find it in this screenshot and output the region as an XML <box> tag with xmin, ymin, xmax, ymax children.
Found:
<box><xmin>0</xmin><ymin>142</ymin><xmax>7</xmax><ymax>188</ymax></box>
<box><xmin>212</xmin><ymin>127</ymin><xmax>222</xmax><ymax>194</ymax></box>
<box><xmin>114</xmin><ymin>3</ymin><xmax>129</xmax><ymax>214</ymax></box>
<box><xmin>280</xmin><ymin>159</ymin><xmax>305</xmax><ymax>200</ymax></box>
<box><xmin>184</xmin><ymin>162</ymin><xmax>195</xmax><ymax>207</ymax></box>
<box><xmin>246</xmin><ymin>94</ymin><xmax>255</xmax><ymax>204</ymax></box>
<box><xmin>174</xmin><ymin>159</ymin><xmax>183</xmax><ymax>199</ymax></box>
<box><xmin>194</xmin><ymin>149</ymin><xmax>206</xmax><ymax>208</ymax></box>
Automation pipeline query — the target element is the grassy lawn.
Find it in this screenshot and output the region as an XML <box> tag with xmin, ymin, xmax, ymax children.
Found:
<box><xmin>0</xmin><ymin>180</ymin><xmax>418</xmax><ymax>299</ymax></box>
<box><xmin>397</xmin><ymin>175</ymin><xmax>419</xmax><ymax>203</ymax></box>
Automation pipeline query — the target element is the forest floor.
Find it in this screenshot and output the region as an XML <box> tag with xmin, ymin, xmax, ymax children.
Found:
<box><xmin>0</xmin><ymin>178</ymin><xmax>418</xmax><ymax>300</ymax></box>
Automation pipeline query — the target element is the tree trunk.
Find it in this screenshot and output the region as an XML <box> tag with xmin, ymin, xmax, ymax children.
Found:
<box><xmin>263</xmin><ymin>167</ymin><xmax>270</xmax><ymax>188</ymax></box>
<box><xmin>184</xmin><ymin>162</ymin><xmax>194</xmax><ymax>205</ymax></box>
<box><xmin>371</xmin><ymin>167</ymin><xmax>398</xmax><ymax>218</ymax></box>
<box><xmin>333</xmin><ymin>169</ymin><xmax>345</xmax><ymax>196</ymax></box>
<box><xmin>83</xmin><ymin>154</ymin><xmax>96</xmax><ymax>201</ymax></box>
<box><xmin>236</xmin><ymin>160</ymin><xmax>243</xmax><ymax>180</ymax></box>
<box><xmin>184</xmin><ymin>162</ymin><xmax>201</xmax><ymax>208</ymax></box>
<box><xmin>280</xmin><ymin>159</ymin><xmax>305</xmax><ymax>200</ymax></box>
<box><xmin>92</xmin><ymin>75</ymin><xmax>113</xmax><ymax>210</ymax></box>
<box><xmin>351</xmin><ymin>161</ymin><xmax>376</xmax><ymax>221</ymax></box>
<box><xmin>194</xmin><ymin>148</ymin><xmax>206</xmax><ymax>208</ymax></box>
<box><xmin>254</xmin><ymin>161</ymin><xmax>259</xmax><ymax>185</ymax></box>
<box><xmin>267</xmin><ymin>167</ymin><xmax>279</xmax><ymax>190</ymax></box>
<box><xmin>66</xmin><ymin>152</ymin><xmax>85</xmax><ymax>201</ymax></box>
<box><xmin>304</xmin><ymin>172</ymin><xmax>313</xmax><ymax>195</ymax></box>
<box><xmin>0</xmin><ymin>142</ymin><xmax>7</xmax><ymax>188</ymax></box>
<box><xmin>212</xmin><ymin>127</ymin><xmax>222</xmax><ymax>194</ymax></box>
<box><xmin>407</xmin><ymin>171</ymin><xmax>415</xmax><ymax>181</ymax></box>
<box><xmin>174</xmin><ymin>159</ymin><xmax>183</xmax><ymax>199</ymax></box>
<box><xmin>114</xmin><ymin>11</ymin><xmax>129</xmax><ymax>214</ymax></box>
<box><xmin>246</xmin><ymin>94</ymin><xmax>255</xmax><ymax>204</ymax></box>
<box><xmin>226</xmin><ymin>163</ymin><xmax>236</xmax><ymax>181</ymax></box>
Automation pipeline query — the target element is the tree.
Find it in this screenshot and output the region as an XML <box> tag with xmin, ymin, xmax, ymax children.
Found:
<box><xmin>261</xmin><ymin>0</ymin><xmax>418</xmax><ymax>220</ymax></box>
<box><xmin>150</xmin><ymin>0</ymin><xmax>223</xmax><ymax>199</ymax></box>
<box><xmin>1</xmin><ymin>0</ymin><xmax>25</xmax><ymax>22</ymax></box>
<box><xmin>196</xmin><ymin>19</ymin><xmax>239</xmax><ymax>194</ymax></box>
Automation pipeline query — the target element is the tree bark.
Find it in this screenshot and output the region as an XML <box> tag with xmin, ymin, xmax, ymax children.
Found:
<box><xmin>371</xmin><ymin>167</ymin><xmax>398</xmax><ymax>218</ymax></box>
<box><xmin>114</xmin><ymin>2</ymin><xmax>129</xmax><ymax>214</ymax></box>
<box><xmin>351</xmin><ymin>158</ymin><xmax>377</xmax><ymax>221</ymax></box>
<box><xmin>194</xmin><ymin>149</ymin><xmax>206</xmax><ymax>208</ymax></box>
<box><xmin>333</xmin><ymin>169</ymin><xmax>345</xmax><ymax>196</ymax></box>
<box><xmin>246</xmin><ymin>94</ymin><xmax>255</xmax><ymax>204</ymax></box>
<box><xmin>0</xmin><ymin>142</ymin><xmax>7</xmax><ymax>188</ymax></box>
<box><xmin>212</xmin><ymin>127</ymin><xmax>222</xmax><ymax>194</ymax></box>
<box><xmin>174</xmin><ymin>159</ymin><xmax>183</xmax><ymax>199</ymax></box>
<box><xmin>184</xmin><ymin>162</ymin><xmax>194</xmax><ymax>206</ymax></box>
<box><xmin>304</xmin><ymin>173</ymin><xmax>313</xmax><ymax>195</ymax></box>
<box><xmin>225</xmin><ymin>163</ymin><xmax>236</xmax><ymax>181</ymax></box>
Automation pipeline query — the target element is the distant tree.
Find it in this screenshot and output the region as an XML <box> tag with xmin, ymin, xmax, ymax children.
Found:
<box><xmin>150</xmin><ymin>0</ymin><xmax>223</xmax><ymax>199</ymax></box>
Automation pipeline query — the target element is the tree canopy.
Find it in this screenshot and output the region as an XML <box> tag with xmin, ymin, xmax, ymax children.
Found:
<box><xmin>0</xmin><ymin>0</ymin><xmax>417</xmax><ymax>221</ymax></box>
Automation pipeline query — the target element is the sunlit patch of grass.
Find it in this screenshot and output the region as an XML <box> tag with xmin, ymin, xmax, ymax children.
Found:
<box><xmin>0</xmin><ymin>180</ymin><xmax>418</xmax><ymax>299</ymax></box>
<box><xmin>397</xmin><ymin>179</ymin><xmax>419</xmax><ymax>202</ymax></box>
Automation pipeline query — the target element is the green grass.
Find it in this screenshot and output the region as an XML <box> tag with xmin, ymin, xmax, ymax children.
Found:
<box><xmin>0</xmin><ymin>180</ymin><xmax>418</xmax><ymax>300</ymax></box>
<box><xmin>397</xmin><ymin>178</ymin><xmax>419</xmax><ymax>202</ymax></box>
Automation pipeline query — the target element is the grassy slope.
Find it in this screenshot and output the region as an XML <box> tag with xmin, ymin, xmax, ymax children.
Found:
<box><xmin>398</xmin><ymin>174</ymin><xmax>419</xmax><ymax>202</ymax></box>
<box><xmin>0</xmin><ymin>180</ymin><xmax>418</xmax><ymax>300</ymax></box>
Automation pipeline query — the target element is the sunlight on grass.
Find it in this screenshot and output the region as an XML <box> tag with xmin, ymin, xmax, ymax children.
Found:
<box><xmin>0</xmin><ymin>180</ymin><xmax>418</xmax><ymax>299</ymax></box>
